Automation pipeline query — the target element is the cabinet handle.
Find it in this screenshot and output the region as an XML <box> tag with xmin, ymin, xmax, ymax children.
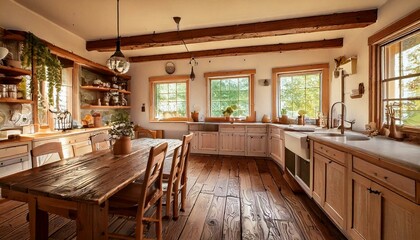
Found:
<box><xmin>367</xmin><ymin>187</ymin><xmax>381</xmax><ymax>195</ymax></box>
<box><xmin>328</xmin><ymin>160</ymin><xmax>333</xmax><ymax>164</ymax></box>
<box><xmin>384</xmin><ymin>176</ymin><xmax>388</xmax><ymax>180</ymax></box>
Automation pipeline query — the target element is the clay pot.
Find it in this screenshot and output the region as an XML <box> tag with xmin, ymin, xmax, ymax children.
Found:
<box><xmin>113</xmin><ymin>136</ymin><xmax>132</xmax><ymax>155</ymax></box>
<box><xmin>191</xmin><ymin>112</ymin><xmax>199</xmax><ymax>122</ymax></box>
<box><xmin>280</xmin><ymin>115</ymin><xmax>288</xmax><ymax>124</ymax></box>
<box><xmin>298</xmin><ymin>116</ymin><xmax>305</xmax><ymax>125</ymax></box>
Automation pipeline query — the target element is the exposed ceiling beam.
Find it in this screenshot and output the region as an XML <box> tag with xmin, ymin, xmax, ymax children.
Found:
<box><xmin>129</xmin><ymin>38</ymin><xmax>343</xmax><ymax>62</ymax></box>
<box><xmin>86</xmin><ymin>9</ymin><xmax>376</xmax><ymax>52</ymax></box>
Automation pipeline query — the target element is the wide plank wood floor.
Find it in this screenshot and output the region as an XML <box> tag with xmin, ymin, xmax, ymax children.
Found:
<box><xmin>0</xmin><ymin>155</ymin><xmax>345</xmax><ymax>240</ymax></box>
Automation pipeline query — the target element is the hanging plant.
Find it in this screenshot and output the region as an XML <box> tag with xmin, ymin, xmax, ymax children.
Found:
<box><xmin>20</xmin><ymin>32</ymin><xmax>62</xmax><ymax>106</ymax></box>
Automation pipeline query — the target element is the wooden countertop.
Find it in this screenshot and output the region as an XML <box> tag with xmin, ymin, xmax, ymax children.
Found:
<box><xmin>308</xmin><ymin>133</ymin><xmax>420</xmax><ymax>181</ymax></box>
<box><xmin>21</xmin><ymin>127</ymin><xmax>110</xmax><ymax>141</ymax></box>
<box><xmin>0</xmin><ymin>136</ymin><xmax>33</xmax><ymax>147</ymax></box>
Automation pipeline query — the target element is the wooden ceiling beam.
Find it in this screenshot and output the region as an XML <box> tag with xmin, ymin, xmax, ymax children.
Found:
<box><xmin>129</xmin><ymin>38</ymin><xmax>343</xmax><ymax>62</ymax></box>
<box><xmin>87</xmin><ymin>9</ymin><xmax>376</xmax><ymax>52</ymax></box>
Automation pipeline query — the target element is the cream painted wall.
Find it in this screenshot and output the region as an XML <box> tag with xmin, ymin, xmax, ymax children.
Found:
<box><xmin>129</xmin><ymin>51</ymin><xmax>333</xmax><ymax>139</ymax></box>
<box><xmin>328</xmin><ymin>0</ymin><xmax>420</xmax><ymax>130</ymax></box>
<box><xmin>130</xmin><ymin>0</ymin><xmax>420</xmax><ymax>138</ymax></box>
<box><xmin>0</xmin><ymin>0</ymin><xmax>108</xmax><ymax>64</ymax></box>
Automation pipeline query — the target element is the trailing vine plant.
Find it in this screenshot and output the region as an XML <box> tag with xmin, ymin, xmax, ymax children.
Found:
<box><xmin>20</xmin><ymin>32</ymin><xmax>62</xmax><ymax>106</ymax></box>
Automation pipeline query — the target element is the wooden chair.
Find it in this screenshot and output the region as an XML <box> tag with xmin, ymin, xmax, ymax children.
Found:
<box><xmin>108</xmin><ymin>142</ymin><xmax>168</xmax><ymax>240</ymax></box>
<box><xmin>162</xmin><ymin>133</ymin><xmax>193</xmax><ymax>219</ymax></box>
<box><xmin>134</xmin><ymin>125</ymin><xmax>158</xmax><ymax>139</ymax></box>
<box><xmin>135</xmin><ymin>129</ymin><xmax>157</xmax><ymax>139</ymax></box>
<box><xmin>90</xmin><ymin>132</ymin><xmax>110</xmax><ymax>152</ymax></box>
<box><xmin>31</xmin><ymin>142</ymin><xmax>64</xmax><ymax>165</ymax></box>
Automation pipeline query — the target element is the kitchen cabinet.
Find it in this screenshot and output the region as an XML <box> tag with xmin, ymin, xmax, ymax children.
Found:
<box><xmin>219</xmin><ymin>125</ymin><xmax>245</xmax><ymax>155</ymax></box>
<box><xmin>268</xmin><ymin>126</ymin><xmax>284</xmax><ymax>169</ymax></box>
<box><xmin>348</xmin><ymin>158</ymin><xmax>420</xmax><ymax>240</ymax></box>
<box><xmin>219</xmin><ymin>132</ymin><xmax>246</xmax><ymax>155</ymax></box>
<box><xmin>198</xmin><ymin>132</ymin><xmax>218</xmax><ymax>153</ymax></box>
<box><xmin>313</xmin><ymin>142</ymin><xmax>347</xmax><ymax>230</ymax></box>
<box><xmin>190</xmin><ymin>131</ymin><xmax>219</xmax><ymax>154</ymax></box>
<box><xmin>246</xmin><ymin>126</ymin><xmax>267</xmax><ymax>157</ymax></box>
<box><xmin>0</xmin><ymin>140</ymin><xmax>32</xmax><ymax>197</ymax></box>
<box><xmin>246</xmin><ymin>134</ymin><xmax>267</xmax><ymax>156</ymax></box>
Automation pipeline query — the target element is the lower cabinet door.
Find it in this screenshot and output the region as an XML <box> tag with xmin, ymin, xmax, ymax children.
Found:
<box><xmin>324</xmin><ymin>160</ymin><xmax>346</xmax><ymax>230</ymax></box>
<box><xmin>373</xmin><ymin>182</ymin><xmax>420</xmax><ymax>240</ymax></box>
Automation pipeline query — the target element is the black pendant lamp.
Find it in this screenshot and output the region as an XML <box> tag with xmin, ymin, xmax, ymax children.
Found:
<box><xmin>189</xmin><ymin>57</ymin><xmax>197</xmax><ymax>81</ymax></box>
<box><xmin>107</xmin><ymin>0</ymin><xmax>130</xmax><ymax>74</ymax></box>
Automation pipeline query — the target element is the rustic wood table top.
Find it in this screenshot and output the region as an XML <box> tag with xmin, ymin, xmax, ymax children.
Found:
<box><xmin>0</xmin><ymin>138</ymin><xmax>182</xmax><ymax>205</ymax></box>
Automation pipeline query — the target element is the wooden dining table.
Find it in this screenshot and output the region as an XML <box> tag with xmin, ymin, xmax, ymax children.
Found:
<box><xmin>0</xmin><ymin>138</ymin><xmax>182</xmax><ymax>240</ymax></box>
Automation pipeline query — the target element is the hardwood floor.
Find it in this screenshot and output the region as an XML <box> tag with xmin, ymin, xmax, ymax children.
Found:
<box><xmin>0</xmin><ymin>155</ymin><xmax>345</xmax><ymax>240</ymax></box>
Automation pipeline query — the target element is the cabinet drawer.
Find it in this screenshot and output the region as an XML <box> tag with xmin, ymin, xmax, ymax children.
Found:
<box><xmin>61</xmin><ymin>133</ymin><xmax>90</xmax><ymax>145</ymax></box>
<box><xmin>220</xmin><ymin>125</ymin><xmax>245</xmax><ymax>132</ymax></box>
<box><xmin>270</xmin><ymin>127</ymin><xmax>281</xmax><ymax>135</ymax></box>
<box><xmin>247</xmin><ymin>126</ymin><xmax>267</xmax><ymax>133</ymax></box>
<box><xmin>0</xmin><ymin>145</ymin><xmax>28</xmax><ymax>159</ymax></box>
<box><xmin>353</xmin><ymin>157</ymin><xmax>416</xmax><ymax>199</ymax></box>
<box><xmin>313</xmin><ymin>142</ymin><xmax>345</xmax><ymax>165</ymax></box>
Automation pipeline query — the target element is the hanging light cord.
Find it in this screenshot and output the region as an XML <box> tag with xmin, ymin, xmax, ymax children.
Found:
<box><xmin>117</xmin><ymin>0</ymin><xmax>120</xmax><ymax>39</ymax></box>
<box><xmin>175</xmin><ymin>19</ymin><xmax>197</xmax><ymax>66</ymax></box>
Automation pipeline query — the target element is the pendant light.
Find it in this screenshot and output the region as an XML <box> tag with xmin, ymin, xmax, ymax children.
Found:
<box><xmin>174</xmin><ymin>16</ymin><xmax>198</xmax><ymax>81</ymax></box>
<box><xmin>107</xmin><ymin>0</ymin><xmax>130</xmax><ymax>74</ymax></box>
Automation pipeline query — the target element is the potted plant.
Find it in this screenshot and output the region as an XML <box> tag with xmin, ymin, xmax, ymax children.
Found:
<box><xmin>109</xmin><ymin>110</ymin><xmax>134</xmax><ymax>155</ymax></box>
<box><xmin>297</xmin><ymin>110</ymin><xmax>307</xmax><ymax>125</ymax></box>
<box><xmin>280</xmin><ymin>108</ymin><xmax>288</xmax><ymax>124</ymax></box>
<box><xmin>222</xmin><ymin>104</ymin><xmax>237</xmax><ymax>120</ymax></box>
<box><xmin>21</xmin><ymin>32</ymin><xmax>62</xmax><ymax>106</ymax></box>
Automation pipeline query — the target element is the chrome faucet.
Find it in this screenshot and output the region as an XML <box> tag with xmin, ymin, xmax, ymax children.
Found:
<box><xmin>330</xmin><ymin>102</ymin><xmax>346</xmax><ymax>134</ymax></box>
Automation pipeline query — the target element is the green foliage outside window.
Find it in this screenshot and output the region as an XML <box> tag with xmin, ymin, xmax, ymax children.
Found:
<box><xmin>210</xmin><ymin>77</ymin><xmax>250</xmax><ymax>117</ymax></box>
<box><xmin>154</xmin><ymin>82</ymin><xmax>187</xmax><ymax>119</ymax></box>
<box><xmin>381</xmin><ymin>32</ymin><xmax>419</xmax><ymax>126</ymax></box>
<box><xmin>278</xmin><ymin>73</ymin><xmax>321</xmax><ymax>119</ymax></box>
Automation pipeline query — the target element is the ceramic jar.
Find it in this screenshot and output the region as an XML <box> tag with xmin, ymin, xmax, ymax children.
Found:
<box><xmin>113</xmin><ymin>136</ymin><xmax>132</xmax><ymax>155</ymax></box>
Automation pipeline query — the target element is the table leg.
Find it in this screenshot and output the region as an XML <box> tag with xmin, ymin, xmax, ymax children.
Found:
<box><xmin>28</xmin><ymin>196</ymin><xmax>48</xmax><ymax>240</ymax></box>
<box><xmin>76</xmin><ymin>201</ymin><xmax>108</xmax><ymax>239</ymax></box>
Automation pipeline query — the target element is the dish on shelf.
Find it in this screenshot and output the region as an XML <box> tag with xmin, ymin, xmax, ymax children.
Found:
<box><xmin>0</xmin><ymin>111</ymin><xmax>6</xmax><ymax>128</ymax></box>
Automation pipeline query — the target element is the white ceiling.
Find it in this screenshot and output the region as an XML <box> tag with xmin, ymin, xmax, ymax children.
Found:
<box><xmin>14</xmin><ymin>0</ymin><xmax>387</xmax><ymax>57</ymax></box>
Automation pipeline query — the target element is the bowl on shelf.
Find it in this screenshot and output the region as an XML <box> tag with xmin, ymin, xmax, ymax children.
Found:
<box><xmin>0</xmin><ymin>47</ymin><xmax>8</xmax><ymax>60</ymax></box>
<box><xmin>5</xmin><ymin>60</ymin><xmax>22</xmax><ymax>68</ymax></box>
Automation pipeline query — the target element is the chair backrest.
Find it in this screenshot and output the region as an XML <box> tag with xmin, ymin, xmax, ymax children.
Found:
<box><xmin>90</xmin><ymin>132</ymin><xmax>110</xmax><ymax>151</ymax></box>
<box><xmin>170</xmin><ymin>133</ymin><xmax>194</xmax><ymax>190</ymax></box>
<box><xmin>137</xmin><ymin>142</ymin><xmax>168</xmax><ymax>219</ymax></box>
<box><xmin>31</xmin><ymin>142</ymin><xmax>64</xmax><ymax>164</ymax></box>
<box><xmin>135</xmin><ymin>128</ymin><xmax>157</xmax><ymax>139</ymax></box>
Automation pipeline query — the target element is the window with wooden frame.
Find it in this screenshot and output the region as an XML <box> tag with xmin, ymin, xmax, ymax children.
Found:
<box><xmin>369</xmin><ymin>10</ymin><xmax>420</xmax><ymax>133</ymax></box>
<box><xmin>205</xmin><ymin>70</ymin><xmax>255</xmax><ymax>118</ymax></box>
<box><xmin>272</xmin><ymin>64</ymin><xmax>329</xmax><ymax>121</ymax></box>
<box><xmin>149</xmin><ymin>75</ymin><xmax>190</xmax><ymax>122</ymax></box>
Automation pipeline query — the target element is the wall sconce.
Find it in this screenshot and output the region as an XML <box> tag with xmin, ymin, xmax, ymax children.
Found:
<box><xmin>258</xmin><ymin>79</ymin><xmax>270</xmax><ymax>86</ymax></box>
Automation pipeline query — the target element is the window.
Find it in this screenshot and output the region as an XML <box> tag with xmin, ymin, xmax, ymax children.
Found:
<box><xmin>272</xmin><ymin>64</ymin><xmax>329</xmax><ymax>120</ymax></box>
<box><xmin>205</xmin><ymin>70</ymin><xmax>255</xmax><ymax>118</ymax></box>
<box><xmin>149</xmin><ymin>75</ymin><xmax>190</xmax><ymax>122</ymax></box>
<box><xmin>369</xmin><ymin>11</ymin><xmax>419</xmax><ymax>132</ymax></box>
<box><xmin>380</xmin><ymin>31</ymin><xmax>419</xmax><ymax>126</ymax></box>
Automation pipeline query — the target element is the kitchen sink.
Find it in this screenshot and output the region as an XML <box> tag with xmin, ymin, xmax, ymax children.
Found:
<box><xmin>312</xmin><ymin>132</ymin><xmax>370</xmax><ymax>141</ymax></box>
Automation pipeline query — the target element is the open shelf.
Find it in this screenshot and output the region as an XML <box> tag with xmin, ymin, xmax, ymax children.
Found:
<box><xmin>80</xmin><ymin>105</ymin><xmax>131</xmax><ymax>109</ymax></box>
<box><xmin>80</xmin><ymin>86</ymin><xmax>131</xmax><ymax>94</ymax></box>
<box><xmin>350</xmin><ymin>94</ymin><xmax>363</xmax><ymax>99</ymax></box>
<box><xmin>0</xmin><ymin>65</ymin><xmax>31</xmax><ymax>76</ymax></box>
<box><xmin>0</xmin><ymin>98</ymin><xmax>34</xmax><ymax>104</ymax></box>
